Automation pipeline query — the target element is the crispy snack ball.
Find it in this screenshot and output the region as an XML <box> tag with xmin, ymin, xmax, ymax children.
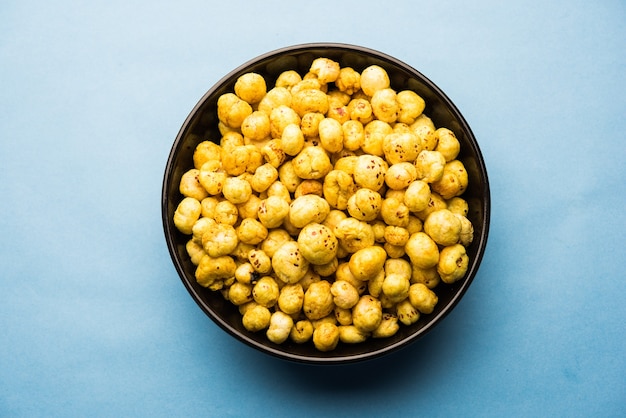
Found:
<box><xmin>248</xmin><ymin>249</ymin><xmax>272</xmax><ymax>274</ymax></box>
<box><xmin>289</xmin><ymin>195</ymin><xmax>330</xmax><ymax>228</ymax></box>
<box><xmin>333</xmin><ymin>155</ymin><xmax>358</xmax><ymax>175</ymax></box>
<box><xmin>257</xmin><ymin>86</ymin><xmax>292</xmax><ymax>115</ymax></box>
<box><xmin>250</xmin><ymin>163</ymin><xmax>278</xmax><ymax>193</ymax></box>
<box><xmin>193</xmin><ymin>140</ymin><xmax>222</xmax><ymax>169</ymax></box>
<box><xmin>423</xmin><ymin>209</ymin><xmax>462</xmax><ymax>246</ymax></box>
<box><xmin>382</xmin><ymin>273</ymin><xmax>410</xmax><ymax>300</ymax></box>
<box><xmin>396</xmin><ymin>90</ymin><xmax>426</xmax><ymax>124</ymax></box>
<box><xmin>342</xmin><ymin>120</ymin><xmax>365</xmax><ymax>151</ymax></box>
<box><xmin>339</xmin><ymin>325</ymin><xmax>369</xmax><ymax>344</ymax></box>
<box><xmin>292</xmin><ymin>146</ymin><xmax>332</xmax><ymax>179</ymax></box>
<box><xmin>309</xmin><ymin>57</ymin><xmax>341</xmax><ymax>84</ymax></box>
<box><xmin>294</xmin><ymin>179</ymin><xmax>323</xmax><ymax>198</ymax></box>
<box><xmin>408</xmin><ymin>283</ymin><xmax>438</xmax><ymax>314</ymax></box>
<box><xmin>195</xmin><ymin>254</ymin><xmax>236</xmax><ymax>288</ymax></box>
<box><xmin>234</xmin><ymin>72</ymin><xmax>267</xmax><ymax>104</ymax></box>
<box><xmin>431</xmin><ymin>160</ymin><xmax>469</xmax><ymax>199</ymax></box>
<box><xmin>323</xmin><ymin>169</ymin><xmax>356</xmax><ymax>210</ymax></box>
<box><xmin>241</xmin><ymin>111</ymin><xmax>270</xmax><ymax>142</ymax></box>
<box><xmin>290</xmin><ymin>320</ymin><xmax>313</xmax><ymax>343</ymax></box>
<box><xmin>222</xmin><ymin>145</ymin><xmax>263</xmax><ymax>176</ymax></box>
<box><xmin>202</xmin><ymin>223</ymin><xmax>238</xmax><ymax>257</ymax></box>
<box><xmin>242</xmin><ymin>304</ymin><xmax>271</xmax><ymax>332</ymax></box>
<box><xmin>384</xmin><ymin>225</ymin><xmax>410</xmax><ymax>246</ymax></box>
<box><xmin>404</xmin><ymin>180</ymin><xmax>431</xmax><ymax>212</ymax></box>
<box><xmin>298</xmin><ymin>223</ymin><xmax>338</xmax><ymax>265</ymax></box>
<box><xmin>192</xmin><ymin>217</ymin><xmax>216</xmax><ymax>244</ymax></box>
<box><xmin>371</xmin><ymin>88</ymin><xmax>398</xmax><ymax>123</ymax></box>
<box><xmin>318</xmin><ymin>117</ymin><xmax>344</xmax><ymax>153</ymax></box>
<box><xmin>435</xmin><ymin>128</ymin><xmax>461</xmax><ymax>162</ymax></box>
<box><xmin>278</xmin><ymin>283</ymin><xmax>304</xmax><ymax>315</ymax></box>
<box><xmin>266</xmin><ymin>311</ymin><xmax>294</xmax><ymax>344</ymax></box>
<box><xmin>237</xmin><ymin>194</ymin><xmax>261</xmax><ymax>219</ymax></box>
<box><xmin>383</xmin><ymin>132</ymin><xmax>421</xmax><ymax>164</ymax></box>
<box><xmin>236</xmin><ymin>218</ymin><xmax>268</xmax><ymax>246</ymax></box>
<box><xmin>405</xmin><ymin>232</ymin><xmax>439</xmax><ymax>269</ymax></box>
<box><xmin>266</xmin><ymin>180</ymin><xmax>292</xmax><ymax>203</ymax></box>
<box><xmin>180</xmin><ymin>169</ymin><xmax>209</xmax><ymax>201</ymax></box>
<box><xmin>396</xmin><ymin>299</ymin><xmax>420</xmax><ymax>326</ymax></box>
<box><xmin>363</xmin><ymin>120</ymin><xmax>392</xmax><ymax>156</ymax></box>
<box><xmin>385</xmin><ymin>162</ymin><xmax>417</xmax><ymax>190</ymax></box>
<box><xmin>415</xmin><ymin>150</ymin><xmax>446</xmax><ymax>183</ymax></box>
<box><xmin>303</xmin><ymin>280</ymin><xmax>335</xmax><ymax>320</ymax></box>
<box><xmin>186</xmin><ymin>237</ymin><xmax>205</xmax><ymax>264</ymax></box>
<box><xmin>327</xmin><ymin>93</ymin><xmax>350</xmax><ymax>124</ymax></box>
<box><xmin>291</xmin><ymin>88</ymin><xmax>329</xmax><ymax>117</ymax></box>
<box><xmin>217</xmin><ymin>93</ymin><xmax>252</xmax><ymax>129</ymax></box>
<box><xmin>456</xmin><ymin>214</ymin><xmax>474</xmax><ymax>247</ymax></box>
<box><xmin>352</xmin><ymin>295</ymin><xmax>383</xmax><ymax>333</ymax></box>
<box><xmin>313</xmin><ymin>322</ymin><xmax>340</xmax><ymax>352</ymax></box>
<box><xmin>234</xmin><ymin>262</ymin><xmax>256</xmax><ymax>285</ymax></box>
<box><xmin>347</xmin><ymin>98</ymin><xmax>373</xmax><ymax>124</ymax></box>
<box><xmin>275</xmin><ymin>70</ymin><xmax>302</xmax><ymax>89</ymax></box>
<box><xmin>372</xmin><ymin>313</ymin><xmax>400</xmax><ymax>338</ymax></box>
<box><xmin>198</xmin><ymin>161</ymin><xmax>226</xmax><ymax>196</ymax></box>
<box><xmin>411</xmin><ymin>116</ymin><xmax>438</xmax><ymax>153</ymax></box>
<box><xmin>261</xmin><ymin>139</ymin><xmax>286</xmax><ymax>168</ymax></box>
<box><xmin>347</xmin><ymin>188</ymin><xmax>382</xmax><ymax>222</ymax></box>
<box><xmin>174</xmin><ymin>197</ymin><xmax>202</xmax><ymax>235</ymax></box>
<box><xmin>281</xmin><ymin>123</ymin><xmax>305</xmax><ymax>156</ymax></box>
<box><xmin>380</xmin><ymin>197</ymin><xmax>410</xmax><ymax>227</ymax></box>
<box><xmin>360</xmin><ymin>65</ymin><xmax>390</xmax><ymax>97</ymax></box>
<box><xmin>228</xmin><ymin>282</ymin><xmax>253</xmax><ymax>306</ymax></box>
<box><xmin>300</xmin><ymin>112</ymin><xmax>324</xmax><ymax>138</ymax></box>
<box><xmin>447</xmin><ymin>196</ymin><xmax>469</xmax><ymax>216</ymax></box>
<box><xmin>252</xmin><ymin>276</ymin><xmax>280</xmax><ymax>308</ymax></box>
<box><xmin>258</xmin><ymin>195</ymin><xmax>290</xmax><ymax>229</ymax></box>
<box><xmin>333</xmin><ymin>217</ymin><xmax>376</xmax><ymax>253</ymax></box>
<box><xmin>330</xmin><ymin>280</ymin><xmax>360</xmax><ymax>309</ymax></box>
<box><xmin>353</xmin><ymin>154</ymin><xmax>388</xmax><ymax>191</ymax></box>
<box><xmin>336</xmin><ymin>67</ymin><xmax>361</xmax><ymax>95</ymax></box>
<box><xmin>348</xmin><ymin>246</ymin><xmax>387</xmax><ymax>282</ymax></box>
<box><xmin>272</xmin><ymin>241</ymin><xmax>310</xmax><ymax>284</ymax></box>
<box><xmin>277</xmin><ymin>160</ymin><xmax>301</xmax><ymax>193</ymax></box>
<box><xmin>260</xmin><ymin>229</ymin><xmax>292</xmax><ymax>258</ymax></box>
<box><xmin>270</xmin><ymin>105</ymin><xmax>301</xmax><ymax>139</ymax></box>
<box><xmin>438</xmin><ymin>244</ymin><xmax>469</xmax><ymax>284</ymax></box>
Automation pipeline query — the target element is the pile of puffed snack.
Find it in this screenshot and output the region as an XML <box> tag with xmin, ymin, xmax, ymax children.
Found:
<box><xmin>173</xmin><ymin>57</ymin><xmax>474</xmax><ymax>352</ymax></box>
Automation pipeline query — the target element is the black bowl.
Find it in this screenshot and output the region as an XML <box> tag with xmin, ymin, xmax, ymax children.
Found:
<box><xmin>162</xmin><ymin>43</ymin><xmax>490</xmax><ymax>364</ymax></box>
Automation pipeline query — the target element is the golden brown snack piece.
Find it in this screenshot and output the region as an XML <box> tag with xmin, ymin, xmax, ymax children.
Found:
<box><xmin>297</xmin><ymin>223</ymin><xmax>338</xmax><ymax>265</ymax></box>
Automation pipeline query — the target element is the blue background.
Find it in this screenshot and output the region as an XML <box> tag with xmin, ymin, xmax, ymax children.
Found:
<box><xmin>1</xmin><ymin>1</ymin><xmax>624</xmax><ymax>416</ymax></box>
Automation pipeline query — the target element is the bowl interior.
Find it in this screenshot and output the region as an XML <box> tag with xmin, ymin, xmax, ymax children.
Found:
<box><xmin>162</xmin><ymin>43</ymin><xmax>490</xmax><ymax>364</ymax></box>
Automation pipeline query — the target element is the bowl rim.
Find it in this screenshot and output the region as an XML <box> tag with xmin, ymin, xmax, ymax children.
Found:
<box><xmin>162</xmin><ymin>42</ymin><xmax>491</xmax><ymax>364</ymax></box>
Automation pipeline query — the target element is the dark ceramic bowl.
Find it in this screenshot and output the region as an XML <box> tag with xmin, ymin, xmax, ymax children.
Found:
<box><xmin>162</xmin><ymin>43</ymin><xmax>490</xmax><ymax>364</ymax></box>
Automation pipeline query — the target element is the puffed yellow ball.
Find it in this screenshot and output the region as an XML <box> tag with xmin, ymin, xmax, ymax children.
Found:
<box><xmin>348</xmin><ymin>246</ymin><xmax>387</xmax><ymax>282</ymax></box>
<box><xmin>234</xmin><ymin>72</ymin><xmax>267</xmax><ymax>104</ymax></box>
<box><xmin>303</xmin><ymin>280</ymin><xmax>335</xmax><ymax>320</ymax></box>
<box><xmin>405</xmin><ymin>232</ymin><xmax>439</xmax><ymax>269</ymax></box>
<box><xmin>423</xmin><ymin>209</ymin><xmax>462</xmax><ymax>246</ymax></box>
<box><xmin>297</xmin><ymin>223</ymin><xmax>338</xmax><ymax>265</ymax></box>
<box><xmin>352</xmin><ymin>295</ymin><xmax>383</xmax><ymax>333</ymax></box>
<box><xmin>271</xmin><ymin>241</ymin><xmax>310</xmax><ymax>284</ymax></box>
<box><xmin>360</xmin><ymin>65</ymin><xmax>390</xmax><ymax>96</ymax></box>
<box><xmin>437</xmin><ymin>244</ymin><xmax>469</xmax><ymax>284</ymax></box>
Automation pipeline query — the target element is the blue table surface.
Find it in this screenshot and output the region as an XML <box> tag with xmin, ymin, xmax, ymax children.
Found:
<box><xmin>1</xmin><ymin>1</ymin><xmax>624</xmax><ymax>417</ymax></box>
